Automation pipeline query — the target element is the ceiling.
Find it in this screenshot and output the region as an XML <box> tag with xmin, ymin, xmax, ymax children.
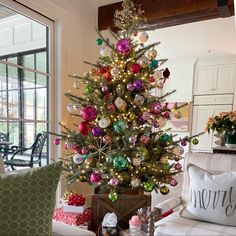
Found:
<box><xmin>0</xmin><ymin>5</ymin><xmax>16</xmax><ymax>20</ymax></box>
<box><xmin>98</xmin><ymin>0</ymin><xmax>121</xmax><ymax>7</ymax></box>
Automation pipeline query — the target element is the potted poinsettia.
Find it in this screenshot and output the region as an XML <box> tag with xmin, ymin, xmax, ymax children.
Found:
<box><xmin>206</xmin><ymin>111</ymin><xmax>236</xmax><ymax>147</ymax></box>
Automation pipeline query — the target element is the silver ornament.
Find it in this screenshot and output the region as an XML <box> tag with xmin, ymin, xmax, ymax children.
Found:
<box><xmin>173</xmin><ymin>145</ymin><xmax>184</xmax><ymax>156</ymax></box>
<box><xmin>111</xmin><ymin>67</ymin><xmax>120</xmax><ymax>77</ymax></box>
<box><xmin>138</xmin><ymin>31</ymin><xmax>149</xmax><ymax>43</ymax></box>
<box><xmin>100</xmin><ymin>46</ymin><xmax>110</xmax><ymax>57</ymax></box>
<box><xmin>115</xmin><ymin>97</ymin><xmax>127</xmax><ymax>112</ymax></box>
<box><xmin>134</xmin><ymin>95</ymin><xmax>144</xmax><ymax>106</ymax></box>
<box><xmin>67</xmin><ymin>103</ymin><xmax>74</xmax><ymax>113</ymax></box>
<box><xmin>73</xmin><ymin>153</ymin><xmax>83</xmax><ymax>164</ymax></box>
<box><xmin>148</xmin><ymin>49</ymin><xmax>157</xmax><ymax>60</ymax></box>
<box><xmin>73</xmin><ymin>80</ymin><xmax>80</xmax><ymax>89</ymax></box>
<box><xmin>138</xmin><ymin>56</ymin><xmax>149</xmax><ymax>68</ymax></box>
<box><xmin>132</xmin><ymin>157</ymin><xmax>142</xmax><ymax>167</ymax></box>
<box><xmin>99</xmin><ymin>117</ymin><xmax>111</xmax><ymax>128</ymax></box>
<box><xmin>73</xmin><ymin>103</ymin><xmax>82</xmax><ymax>112</ymax></box>
<box><xmin>131</xmin><ymin>178</ymin><xmax>141</xmax><ymax>188</ymax></box>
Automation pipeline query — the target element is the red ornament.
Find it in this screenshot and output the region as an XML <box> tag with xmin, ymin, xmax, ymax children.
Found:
<box><xmin>163</xmin><ymin>112</ymin><xmax>170</xmax><ymax>119</ymax></box>
<box><xmin>98</xmin><ymin>67</ymin><xmax>105</xmax><ymax>75</ymax></box>
<box><xmin>175</xmin><ymin>162</ymin><xmax>182</xmax><ymax>170</ymax></box>
<box><xmin>104</xmin><ymin>71</ymin><xmax>112</xmax><ymax>81</ymax></box>
<box><xmin>163</xmin><ymin>68</ymin><xmax>170</xmax><ymax>78</ymax></box>
<box><xmin>78</xmin><ymin>121</ymin><xmax>90</xmax><ymax>135</ymax></box>
<box><xmin>148</xmin><ymin>76</ymin><xmax>155</xmax><ymax>84</ymax></box>
<box><xmin>139</xmin><ymin>134</ymin><xmax>150</xmax><ymax>146</ymax></box>
<box><xmin>130</xmin><ymin>63</ymin><xmax>141</xmax><ymax>74</ymax></box>
<box><xmin>107</xmin><ymin>103</ymin><xmax>116</xmax><ymax>112</ymax></box>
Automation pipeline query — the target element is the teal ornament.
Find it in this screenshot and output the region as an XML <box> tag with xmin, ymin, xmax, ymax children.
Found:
<box><xmin>108</xmin><ymin>192</ymin><xmax>119</xmax><ymax>202</ymax></box>
<box><xmin>149</xmin><ymin>60</ymin><xmax>158</xmax><ymax>69</ymax></box>
<box><xmin>144</xmin><ymin>181</ymin><xmax>154</xmax><ymax>192</ymax></box>
<box><xmin>82</xmin><ymin>154</ymin><xmax>88</xmax><ymax>159</ymax></box>
<box><xmin>192</xmin><ymin>138</ymin><xmax>199</xmax><ymax>145</ymax></box>
<box><xmin>160</xmin><ymin>134</ymin><xmax>170</xmax><ymax>142</ymax></box>
<box><xmin>85</xmin><ymin>85</ymin><xmax>94</xmax><ymax>94</ymax></box>
<box><xmin>113</xmin><ymin>155</ymin><xmax>128</xmax><ymax>171</ymax></box>
<box><xmin>96</xmin><ymin>38</ymin><xmax>103</xmax><ymax>45</ymax></box>
<box><xmin>160</xmin><ymin>185</ymin><xmax>170</xmax><ymax>195</ymax></box>
<box><xmin>163</xmin><ymin>163</ymin><xmax>169</xmax><ymax>171</ymax></box>
<box><xmin>113</xmin><ymin>120</ymin><xmax>127</xmax><ymax>133</ymax></box>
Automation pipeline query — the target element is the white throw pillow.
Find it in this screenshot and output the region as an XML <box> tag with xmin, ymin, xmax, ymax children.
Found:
<box><xmin>180</xmin><ymin>164</ymin><xmax>236</xmax><ymax>226</ymax></box>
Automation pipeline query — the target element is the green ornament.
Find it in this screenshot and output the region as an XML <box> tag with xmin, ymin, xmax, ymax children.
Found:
<box><xmin>149</xmin><ymin>60</ymin><xmax>158</xmax><ymax>69</ymax></box>
<box><xmin>144</xmin><ymin>181</ymin><xmax>154</xmax><ymax>192</ymax></box>
<box><xmin>163</xmin><ymin>163</ymin><xmax>170</xmax><ymax>171</ymax></box>
<box><xmin>82</xmin><ymin>154</ymin><xmax>88</xmax><ymax>159</ymax></box>
<box><xmin>113</xmin><ymin>120</ymin><xmax>127</xmax><ymax>133</ymax></box>
<box><xmin>192</xmin><ymin>138</ymin><xmax>199</xmax><ymax>145</ymax></box>
<box><xmin>108</xmin><ymin>192</ymin><xmax>119</xmax><ymax>202</ymax></box>
<box><xmin>96</xmin><ymin>38</ymin><xmax>103</xmax><ymax>45</ymax></box>
<box><xmin>133</xmin><ymin>147</ymin><xmax>149</xmax><ymax>161</ymax></box>
<box><xmin>85</xmin><ymin>85</ymin><xmax>94</xmax><ymax>94</ymax></box>
<box><xmin>160</xmin><ymin>185</ymin><xmax>170</xmax><ymax>195</ymax></box>
<box><xmin>160</xmin><ymin>134</ymin><xmax>170</xmax><ymax>142</ymax></box>
<box><xmin>113</xmin><ymin>155</ymin><xmax>128</xmax><ymax>171</ymax></box>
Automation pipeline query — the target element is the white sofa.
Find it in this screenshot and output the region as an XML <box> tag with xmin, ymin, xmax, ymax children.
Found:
<box><xmin>0</xmin><ymin>155</ymin><xmax>95</xmax><ymax>236</ymax></box>
<box><xmin>154</xmin><ymin>152</ymin><xmax>236</xmax><ymax>236</ymax></box>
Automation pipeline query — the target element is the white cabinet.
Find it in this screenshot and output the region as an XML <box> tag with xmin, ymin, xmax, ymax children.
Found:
<box><xmin>191</xmin><ymin>103</ymin><xmax>232</xmax><ymax>152</ymax></box>
<box><xmin>194</xmin><ymin>64</ymin><xmax>235</xmax><ymax>95</ymax></box>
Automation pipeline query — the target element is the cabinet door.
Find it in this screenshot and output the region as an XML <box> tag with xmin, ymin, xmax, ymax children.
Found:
<box><xmin>215</xmin><ymin>64</ymin><xmax>235</xmax><ymax>93</ymax></box>
<box><xmin>191</xmin><ymin>106</ymin><xmax>213</xmax><ymax>151</ymax></box>
<box><xmin>191</xmin><ymin>104</ymin><xmax>232</xmax><ymax>152</ymax></box>
<box><xmin>194</xmin><ymin>66</ymin><xmax>214</xmax><ymax>95</ymax></box>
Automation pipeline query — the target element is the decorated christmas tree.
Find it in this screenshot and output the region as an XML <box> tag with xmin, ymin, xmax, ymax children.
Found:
<box><xmin>56</xmin><ymin>0</ymin><xmax>200</xmax><ymax>202</ymax></box>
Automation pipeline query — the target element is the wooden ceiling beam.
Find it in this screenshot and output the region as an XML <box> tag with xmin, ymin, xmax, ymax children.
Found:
<box><xmin>98</xmin><ymin>0</ymin><xmax>235</xmax><ymax>31</ymax></box>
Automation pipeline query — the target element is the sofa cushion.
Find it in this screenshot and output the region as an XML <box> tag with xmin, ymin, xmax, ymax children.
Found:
<box><xmin>180</xmin><ymin>164</ymin><xmax>236</xmax><ymax>226</ymax></box>
<box><xmin>0</xmin><ymin>162</ymin><xmax>62</xmax><ymax>236</ymax></box>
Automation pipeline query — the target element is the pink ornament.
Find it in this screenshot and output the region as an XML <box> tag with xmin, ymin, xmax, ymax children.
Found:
<box><xmin>130</xmin><ymin>63</ymin><xmax>141</xmax><ymax>74</ymax></box>
<box><xmin>150</xmin><ymin>102</ymin><xmax>162</xmax><ymax>115</ymax></box>
<box><xmin>101</xmin><ymin>85</ymin><xmax>108</xmax><ymax>93</ymax></box>
<box><xmin>103</xmin><ymin>135</ymin><xmax>112</xmax><ymax>144</ymax></box>
<box><xmin>126</xmin><ymin>83</ymin><xmax>134</xmax><ymax>91</ymax></box>
<box><xmin>81</xmin><ymin>148</ymin><xmax>89</xmax><ymax>155</ymax></box>
<box><xmin>98</xmin><ymin>67</ymin><xmax>105</xmax><ymax>74</ymax></box>
<box><xmin>139</xmin><ymin>135</ymin><xmax>150</xmax><ymax>146</ymax></box>
<box><xmin>90</xmin><ymin>171</ymin><xmax>101</xmax><ymax>184</ymax></box>
<box><xmin>175</xmin><ymin>163</ymin><xmax>182</xmax><ymax>170</ymax></box>
<box><xmin>108</xmin><ymin>177</ymin><xmax>119</xmax><ymax>186</ymax></box>
<box><xmin>169</xmin><ymin>177</ymin><xmax>178</xmax><ymax>186</ymax></box>
<box><xmin>107</xmin><ymin>103</ymin><xmax>116</xmax><ymax>112</ymax></box>
<box><xmin>181</xmin><ymin>140</ymin><xmax>187</xmax><ymax>146</ymax></box>
<box><xmin>65</xmin><ymin>141</ymin><xmax>74</xmax><ymax>150</ymax></box>
<box><xmin>116</xmin><ymin>38</ymin><xmax>132</xmax><ymax>55</ymax></box>
<box><xmin>53</xmin><ymin>138</ymin><xmax>60</xmax><ymax>145</ymax></box>
<box><xmin>149</xmin><ymin>76</ymin><xmax>155</xmax><ymax>84</ymax></box>
<box><xmin>142</xmin><ymin>112</ymin><xmax>151</xmax><ymax>121</ymax></box>
<box><xmin>81</xmin><ymin>106</ymin><xmax>97</xmax><ymax>121</ymax></box>
<box><xmin>78</xmin><ymin>121</ymin><xmax>90</xmax><ymax>135</ymax></box>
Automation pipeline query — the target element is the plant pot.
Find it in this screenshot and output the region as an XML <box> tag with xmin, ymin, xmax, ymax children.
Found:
<box><xmin>225</xmin><ymin>133</ymin><xmax>236</xmax><ymax>148</ymax></box>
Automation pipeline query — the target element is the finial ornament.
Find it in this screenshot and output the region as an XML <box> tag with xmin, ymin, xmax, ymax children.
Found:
<box><xmin>114</xmin><ymin>0</ymin><xmax>144</xmax><ymax>29</ymax></box>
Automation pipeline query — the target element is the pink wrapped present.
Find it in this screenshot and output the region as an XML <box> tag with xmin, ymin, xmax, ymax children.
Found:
<box><xmin>53</xmin><ymin>207</ymin><xmax>93</xmax><ymax>226</ymax></box>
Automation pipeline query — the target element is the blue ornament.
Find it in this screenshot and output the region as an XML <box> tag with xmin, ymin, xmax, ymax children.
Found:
<box><xmin>149</xmin><ymin>60</ymin><xmax>158</xmax><ymax>69</ymax></box>
<box><xmin>113</xmin><ymin>120</ymin><xmax>127</xmax><ymax>133</ymax></box>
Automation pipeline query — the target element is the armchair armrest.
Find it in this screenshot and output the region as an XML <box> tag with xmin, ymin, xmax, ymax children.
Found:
<box><xmin>154</xmin><ymin>197</ymin><xmax>182</xmax><ymax>214</ymax></box>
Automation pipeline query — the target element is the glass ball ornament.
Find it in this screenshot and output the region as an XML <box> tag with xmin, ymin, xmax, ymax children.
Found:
<box><xmin>113</xmin><ymin>120</ymin><xmax>127</xmax><ymax>133</ymax></box>
<box><xmin>142</xmin><ymin>112</ymin><xmax>151</xmax><ymax>121</ymax></box>
<box><xmin>131</xmin><ymin>178</ymin><xmax>141</xmax><ymax>188</ymax></box>
<box><xmin>163</xmin><ymin>163</ymin><xmax>170</xmax><ymax>171</ymax></box>
<box><xmin>81</xmin><ymin>147</ymin><xmax>89</xmax><ymax>155</ymax></box>
<box><xmin>101</xmin><ymin>85</ymin><xmax>108</xmax><ymax>93</ymax></box>
<box><xmin>139</xmin><ymin>134</ymin><xmax>150</xmax><ymax>146</ymax></box>
<box><xmin>192</xmin><ymin>138</ymin><xmax>199</xmax><ymax>145</ymax></box>
<box><xmin>108</xmin><ymin>178</ymin><xmax>119</xmax><ymax>186</ymax></box>
<box><xmin>90</xmin><ymin>171</ymin><xmax>101</xmax><ymax>184</ymax></box>
<box><xmin>129</xmin><ymin>112</ymin><xmax>136</xmax><ymax>120</ymax></box>
<box><xmin>102</xmin><ymin>135</ymin><xmax>112</xmax><ymax>144</ymax></box>
<box><xmin>133</xmin><ymin>147</ymin><xmax>149</xmax><ymax>161</ymax></box>
<box><xmin>81</xmin><ymin>106</ymin><xmax>97</xmax><ymax>121</ymax></box>
<box><xmin>163</xmin><ymin>112</ymin><xmax>170</xmax><ymax>119</ymax></box>
<box><xmin>53</xmin><ymin>138</ymin><xmax>60</xmax><ymax>145</ymax></box>
<box><xmin>126</xmin><ymin>83</ymin><xmax>134</xmax><ymax>91</ymax></box>
<box><xmin>134</xmin><ymin>95</ymin><xmax>144</xmax><ymax>106</ymax></box>
<box><xmin>66</xmin><ymin>102</ymin><xmax>74</xmax><ymax>113</ymax></box>
<box><xmin>148</xmin><ymin>76</ymin><xmax>156</xmax><ymax>84</ymax></box>
<box><xmin>175</xmin><ymin>162</ymin><xmax>182</xmax><ymax>170</ymax></box>
<box><xmin>100</xmin><ymin>46</ymin><xmax>110</xmax><ymax>57</ymax></box>
<box><xmin>150</xmin><ymin>102</ymin><xmax>162</xmax><ymax>114</ymax></box>
<box><xmin>137</xmin><ymin>115</ymin><xmax>146</xmax><ymax>125</ymax></box>
<box><xmin>175</xmin><ymin>111</ymin><xmax>182</xmax><ymax>119</ymax></box>
<box><xmin>85</xmin><ymin>85</ymin><xmax>94</xmax><ymax>94</ymax></box>
<box><xmin>138</xmin><ymin>31</ymin><xmax>149</xmax><ymax>43</ymax></box>
<box><xmin>133</xmin><ymin>79</ymin><xmax>144</xmax><ymax>91</ymax></box>
<box><xmin>91</xmin><ymin>127</ymin><xmax>102</xmax><ymax>137</ymax></box>
<box><xmin>143</xmin><ymin>181</ymin><xmax>154</xmax><ymax>192</ymax></box>
<box><xmin>179</xmin><ymin>141</ymin><xmax>187</xmax><ymax>148</ymax></box>
<box><xmin>99</xmin><ymin>117</ymin><xmax>111</xmax><ymax>128</ymax></box>
<box><xmin>149</xmin><ymin>60</ymin><xmax>158</xmax><ymax>69</ymax></box>
<box><xmin>148</xmin><ymin>49</ymin><xmax>157</xmax><ymax>60</ymax></box>
<box><xmin>137</xmin><ymin>56</ymin><xmax>149</xmax><ymax>68</ymax></box>
<box><xmin>173</xmin><ymin>145</ymin><xmax>184</xmax><ymax>156</ymax></box>
<box><xmin>129</xmin><ymin>136</ymin><xmax>137</xmax><ymax>144</ymax></box>
<box><xmin>116</xmin><ymin>38</ymin><xmax>132</xmax><ymax>55</ymax></box>
<box><xmin>160</xmin><ymin>185</ymin><xmax>169</xmax><ymax>195</ymax></box>
<box><xmin>98</xmin><ymin>67</ymin><xmax>105</xmax><ymax>75</ymax></box>
<box><xmin>132</xmin><ymin>157</ymin><xmax>142</xmax><ymax>167</ymax></box>
<box><xmin>111</xmin><ymin>67</ymin><xmax>120</xmax><ymax>77</ymax></box>
<box><xmin>130</xmin><ymin>63</ymin><xmax>141</xmax><ymax>74</ymax></box>
<box><xmin>73</xmin><ymin>103</ymin><xmax>82</xmax><ymax>112</ymax></box>
<box><xmin>107</xmin><ymin>103</ymin><xmax>116</xmax><ymax>112</ymax></box>
<box><xmin>160</xmin><ymin>133</ymin><xmax>170</xmax><ymax>142</ymax></box>
<box><xmin>113</xmin><ymin>155</ymin><xmax>128</xmax><ymax>171</ymax></box>
<box><xmin>169</xmin><ymin>177</ymin><xmax>178</xmax><ymax>187</ymax></box>
<box><xmin>78</xmin><ymin>121</ymin><xmax>89</xmax><ymax>135</ymax></box>
<box><xmin>108</xmin><ymin>192</ymin><xmax>119</xmax><ymax>202</ymax></box>
<box><xmin>96</xmin><ymin>38</ymin><xmax>103</xmax><ymax>45</ymax></box>
<box><xmin>65</xmin><ymin>141</ymin><xmax>74</xmax><ymax>150</ymax></box>
<box><xmin>73</xmin><ymin>153</ymin><xmax>84</xmax><ymax>164</ymax></box>
<box><xmin>82</xmin><ymin>154</ymin><xmax>88</xmax><ymax>159</ymax></box>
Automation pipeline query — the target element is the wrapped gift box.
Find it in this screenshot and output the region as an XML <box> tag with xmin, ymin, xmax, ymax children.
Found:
<box><xmin>63</xmin><ymin>202</ymin><xmax>87</xmax><ymax>213</ymax></box>
<box><xmin>53</xmin><ymin>207</ymin><xmax>92</xmax><ymax>226</ymax></box>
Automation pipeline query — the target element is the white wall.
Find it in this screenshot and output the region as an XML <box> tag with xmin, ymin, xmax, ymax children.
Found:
<box><xmin>0</xmin><ymin>14</ymin><xmax>46</xmax><ymax>56</ymax></box>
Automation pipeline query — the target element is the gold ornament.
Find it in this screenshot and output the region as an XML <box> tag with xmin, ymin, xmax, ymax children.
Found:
<box><xmin>175</xmin><ymin>111</ymin><xmax>182</xmax><ymax>119</ymax></box>
<box><xmin>148</xmin><ymin>49</ymin><xmax>157</xmax><ymax>60</ymax></box>
<box><xmin>129</xmin><ymin>112</ymin><xmax>136</xmax><ymax>120</ymax></box>
<box><xmin>160</xmin><ymin>157</ymin><xmax>168</xmax><ymax>164</ymax></box>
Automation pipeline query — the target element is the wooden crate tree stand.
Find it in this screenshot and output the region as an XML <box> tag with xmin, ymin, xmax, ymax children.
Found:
<box><xmin>89</xmin><ymin>194</ymin><xmax>151</xmax><ymax>231</ymax></box>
